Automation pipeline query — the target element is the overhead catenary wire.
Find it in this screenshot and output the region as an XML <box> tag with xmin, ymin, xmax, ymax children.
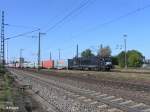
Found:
<box><xmin>5</xmin><ymin>28</ymin><xmax>40</xmax><ymax>40</ymax></box>
<box><xmin>92</xmin><ymin>4</ymin><xmax>150</xmax><ymax>29</ymax></box>
<box><xmin>43</xmin><ymin>0</ymin><xmax>97</xmax><ymax>32</ymax></box>
<box><xmin>3</xmin><ymin>0</ymin><xmax>93</xmax><ymax>41</ymax></box>
<box><xmin>45</xmin><ymin>0</ymin><xmax>93</xmax><ymax>33</ymax></box>
<box><xmin>5</xmin><ymin>24</ymin><xmax>39</xmax><ymax>29</ymax></box>
<box><xmin>71</xmin><ymin>3</ymin><xmax>150</xmax><ymax>38</ymax></box>
<box><xmin>57</xmin><ymin>3</ymin><xmax>150</xmax><ymax>58</ymax></box>
<box><xmin>4</xmin><ymin>1</ymin><xmax>150</xmax><ymax>61</ymax></box>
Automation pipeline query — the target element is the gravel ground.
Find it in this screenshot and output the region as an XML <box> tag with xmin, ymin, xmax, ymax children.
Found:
<box><xmin>11</xmin><ymin>69</ymin><xmax>125</xmax><ymax>112</ymax></box>
<box><xmin>25</xmin><ymin>69</ymin><xmax>150</xmax><ymax>106</ymax></box>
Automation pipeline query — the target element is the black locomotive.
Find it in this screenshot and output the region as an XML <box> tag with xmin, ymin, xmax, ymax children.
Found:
<box><xmin>68</xmin><ymin>56</ymin><xmax>112</xmax><ymax>71</ymax></box>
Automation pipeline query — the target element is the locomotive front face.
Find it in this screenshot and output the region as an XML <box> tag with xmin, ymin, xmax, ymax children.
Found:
<box><xmin>105</xmin><ymin>61</ymin><xmax>112</xmax><ymax>69</ymax></box>
<box><xmin>105</xmin><ymin>62</ymin><xmax>112</xmax><ymax>66</ymax></box>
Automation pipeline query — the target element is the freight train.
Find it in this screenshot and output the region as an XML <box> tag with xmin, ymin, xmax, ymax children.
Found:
<box><xmin>9</xmin><ymin>56</ymin><xmax>112</xmax><ymax>71</ymax></box>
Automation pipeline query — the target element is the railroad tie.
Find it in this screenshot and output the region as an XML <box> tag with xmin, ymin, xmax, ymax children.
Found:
<box><xmin>72</xmin><ymin>94</ymin><xmax>80</xmax><ymax>97</ymax></box>
<box><xmin>141</xmin><ymin>108</ymin><xmax>150</xmax><ymax>112</ymax></box>
<box><xmin>111</xmin><ymin>98</ymin><xmax>123</xmax><ymax>102</ymax></box>
<box><xmin>90</xmin><ymin>101</ymin><xmax>98</xmax><ymax>105</ymax></box>
<box><xmin>108</xmin><ymin>108</ymin><xmax>122</xmax><ymax>112</ymax></box>
<box><xmin>91</xmin><ymin>92</ymin><xmax>101</xmax><ymax>96</ymax></box>
<box><xmin>77</xmin><ymin>96</ymin><xmax>86</xmax><ymax>100</ymax></box>
<box><xmin>130</xmin><ymin>103</ymin><xmax>146</xmax><ymax>108</ymax></box>
<box><xmin>97</xmin><ymin>104</ymin><xmax>108</xmax><ymax>109</ymax></box>
<box><xmin>85</xmin><ymin>91</ymin><xmax>96</xmax><ymax>94</ymax></box>
<box><xmin>119</xmin><ymin>100</ymin><xmax>133</xmax><ymax>105</ymax></box>
<box><xmin>83</xmin><ymin>99</ymin><xmax>92</xmax><ymax>102</ymax></box>
<box><xmin>97</xmin><ymin>94</ymin><xmax>107</xmax><ymax>98</ymax></box>
<box><xmin>102</xmin><ymin>96</ymin><xmax>115</xmax><ymax>100</ymax></box>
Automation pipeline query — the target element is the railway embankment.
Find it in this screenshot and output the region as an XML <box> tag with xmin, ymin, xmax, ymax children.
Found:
<box><xmin>0</xmin><ymin>68</ymin><xmax>45</xmax><ymax>112</ymax></box>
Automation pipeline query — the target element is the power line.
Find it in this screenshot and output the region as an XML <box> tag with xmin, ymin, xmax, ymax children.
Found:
<box><xmin>2</xmin><ymin>0</ymin><xmax>93</xmax><ymax>42</ymax></box>
<box><xmin>5</xmin><ymin>24</ymin><xmax>39</xmax><ymax>29</ymax></box>
<box><xmin>45</xmin><ymin>0</ymin><xmax>92</xmax><ymax>33</ymax></box>
<box><xmin>82</xmin><ymin>4</ymin><xmax>150</xmax><ymax>36</ymax></box>
<box><xmin>92</xmin><ymin>4</ymin><xmax>150</xmax><ymax>29</ymax></box>
<box><xmin>44</xmin><ymin>0</ymin><xmax>97</xmax><ymax>32</ymax></box>
<box><xmin>57</xmin><ymin>3</ymin><xmax>150</xmax><ymax>56</ymax></box>
<box><xmin>5</xmin><ymin>28</ymin><xmax>40</xmax><ymax>40</ymax></box>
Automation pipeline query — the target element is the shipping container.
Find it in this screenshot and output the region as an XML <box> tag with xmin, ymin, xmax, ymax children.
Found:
<box><xmin>27</xmin><ymin>63</ymin><xmax>38</xmax><ymax>68</ymax></box>
<box><xmin>22</xmin><ymin>63</ymin><xmax>27</xmax><ymax>68</ymax></box>
<box><xmin>23</xmin><ymin>63</ymin><xmax>29</xmax><ymax>68</ymax></box>
<box><xmin>42</xmin><ymin>60</ymin><xmax>54</xmax><ymax>69</ymax></box>
<box><xmin>15</xmin><ymin>63</ymin><xmax>20</xmax><ymax>68</ymax></box>
<box><xmin>54</xmin><ymin>60</ymin><xmax>68</xmax><ymax>69</ymax></box>
<box><xmin>8</xmin><ymin>63</ymin><xmax>16</xmax><ymax>68</ymax></box>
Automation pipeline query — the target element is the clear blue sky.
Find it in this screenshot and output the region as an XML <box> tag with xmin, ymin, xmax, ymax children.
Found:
<box><xmin>0</xmin><ymin>0</ymin><xmax>150</xmax><ymax>62</ymax></box>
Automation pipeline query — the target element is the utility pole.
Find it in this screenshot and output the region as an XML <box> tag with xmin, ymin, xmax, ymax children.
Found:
<box><xmin>76</xmin><ymin>44</ymin><xmax>78</xmax><ymax>58</ymax></box>
<box><xmin>123</xmin><ymin>34</ymin><xmax>127</xmax><ymax>69</ymax></box>
<box><xmin>1</xmin><ymin>11</ymin><xmax>5</xmax><ymax>67</ymax></box>
<box><xmin>58</xmin><ymin>49</ymin><xmax>60</xmax><ymax>60</ymax></box>
<box><xmin>100</xmin><ymin>44</ymin><xmax>103</xmax><ymax>49</ymax></box>
<box><xmin>6</xmin><ymin>40</ymin><xmax>8</xmax><ymax>64</ymax></box>
<box><xmin>19</xmin><ymin>49</ymin><xmax>24</xmax><ymax>68</ymax></box>
<box><xmin>37</xmin><ymin>32</ymin><xmax>45</xmax><ymax>71</ymax></box>
<box><xmin>38</xmin><ymin>32</ymin><xmax>41</xmax><ymax>71</ymax></box>
<box><xmin>50</xmin><ymin>51</ymin><xmax>52</xmax><ymax>60</ymax></box>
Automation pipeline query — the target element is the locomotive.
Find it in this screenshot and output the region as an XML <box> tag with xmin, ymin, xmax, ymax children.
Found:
<box><xmin>68</xmin><ymin>56</ymin><xmax>112</xmax><ymax>71</ymax></box>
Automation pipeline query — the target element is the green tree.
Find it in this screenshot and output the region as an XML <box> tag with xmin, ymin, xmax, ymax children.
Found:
<box><xmin>118</xmin><ymin>51</ymin><xmax>125</xmax><ymax>68</ymax></box>
<box><xmin>81</xmin><ymin>49</ymin><xmax>95</xmax><ymax>57</ymax></box>
<box><xmin>98</xmin><ymin>46</ymin><xmax>111</xmax><ymax>58</ymax></box>
<box><xmin>111</xmin><ymin>56</ymin><xmax>118</xmax><ymax>65</ymax></box>
<box><xmin>127</xmin><ymin>50</ymin><xmax>143</xmax><ymax>67</ymax></box>
<box><xmin>117</xmin><ymin>50</ymin><xmax>144</xmax><ymax>68</ymax></box>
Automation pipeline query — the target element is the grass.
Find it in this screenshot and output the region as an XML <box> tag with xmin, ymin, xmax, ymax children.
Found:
<box><xmin>3</xmin><ymin>73</ymin><xmax>13</xmax><ymax>102</ymax></box>
<box><xmin>0</xmin><ymin>70</ymin><xmax>14</xmax><ymax>111</ymax></box>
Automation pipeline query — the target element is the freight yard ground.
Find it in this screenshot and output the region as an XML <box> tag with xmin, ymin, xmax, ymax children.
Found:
<box><xmin>9</xmin><ymin>68</ymin><xmax>150</xmax><ymax>112</ymax></box>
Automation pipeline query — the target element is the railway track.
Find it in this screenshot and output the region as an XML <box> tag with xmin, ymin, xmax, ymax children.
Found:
<box><xmin>26</xmin><ymin>68</ymin><xmax>150</xmax><ymax>75</ymax></box>
<box><xmin>9</xmin><ymin>69</ymin><xmax>150</xmax><ymax>112</ymax></box>
<box><xmin>25</xmin><ymin>69</ymin><xmax>150</xmax><ymax>93</ymax></box>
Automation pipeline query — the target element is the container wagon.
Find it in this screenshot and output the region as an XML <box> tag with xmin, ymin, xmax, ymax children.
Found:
<box><xmin>54</xmin><ymin>60</ymin><xmax>68</xmax><ymax>69</ymax></box>
<box><xmin>42</xmin><ymin>60</ymin><xmax>54</xmax><ymax>69</ymax></box>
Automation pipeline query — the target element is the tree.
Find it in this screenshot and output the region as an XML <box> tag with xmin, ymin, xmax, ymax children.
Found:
<box><xmin>118</xmin><ymin>51</ymin><xmax>125</xmax><ymax>68</ymax></box>
<box><xmin>127</xmin><ymin>50</ymin><xmax>144</xmax><ymax>67</ymax></box>
<box><xmin>117</xmin><ymin>50</ymin><xmax>144</xmax><ymax>68</ymax></box>
<box><xmin>111</xmin><ymin>56</ymin><xmax>118</xmax><ymax>65</ymax></box>
<box><xmin>98</xmin><ymin>46</ymin><xmax>111</xmax><ymax>58</ymax></box>
<box><xmin>81</xmin><ymin>49</ymin><xmax>95</xmax><ymax>57</ymax></box>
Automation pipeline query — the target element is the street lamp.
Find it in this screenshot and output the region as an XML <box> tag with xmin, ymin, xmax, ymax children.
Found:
<box><xmin>123</xmin><ymin>34</ymin><xmax>127</xmax><ymax>69</ymax></box>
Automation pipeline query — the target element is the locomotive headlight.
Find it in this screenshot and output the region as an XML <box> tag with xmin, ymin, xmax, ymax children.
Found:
<box><xmin>105</xmin><ymin>62</ymin><xmax>112</xmax><ymax>65</ymax></box>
